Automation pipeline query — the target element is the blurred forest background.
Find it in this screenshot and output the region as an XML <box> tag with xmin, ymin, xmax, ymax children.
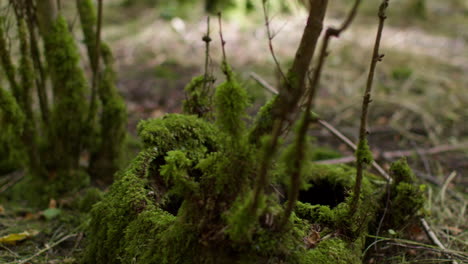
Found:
<box><xmin>0</xmin><ymin>0</ymin><xmax>467</xmax><ymax>263</ymax></box>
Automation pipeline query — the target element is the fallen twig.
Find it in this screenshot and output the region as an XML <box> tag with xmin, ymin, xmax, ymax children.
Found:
<box><xmin>420</xmin><ymin>218</ymin><xmax>460</xmax><ymax>264</ymax></box>
<box><xmin>250</xmin><ymin>72</ymin><xmax>278</xmax><ymax>94</ymax></box>
<box><xmin>316</xmin><ymin>143</ymin><xmax>468</xmax><ymax>164</ymax></box>
<box><xmin>318</xmin><ymin>119</ymin><xmax>392</xmax><ymax>182</ymax></box>
<box><xmin>0</xmin><ymin>171</ymin><xmax>24</xmax><ymax>193</ymax></box>
<box><xmin>7</xmin><ymin>233</ymin><xmax>77</xmax><ymax>264</ymax></box>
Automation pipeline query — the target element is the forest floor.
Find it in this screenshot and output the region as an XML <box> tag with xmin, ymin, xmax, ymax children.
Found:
<box><xmin>1</xmin><ymin>1</ymin><xmax>467</xmax><ymax>263</ymax></box>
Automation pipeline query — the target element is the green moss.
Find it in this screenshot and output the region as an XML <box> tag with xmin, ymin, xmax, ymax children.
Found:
<box><xmin>0</xmin><ymin>86</ymin><xmax>25</xmax><ymax>174</ymax></box>
<box><xmin>160</xmin><ymin>150</ymin><xmax>198</xmax><ymax>197</ymax></box>
<box><xmin>392</xmin><ymin>66</ymin><xmax>413</xmax><ymax>80</ymax></box>
<box><xmin>224</xmin><ymin>191</ymin><xmax>258</xmax><ymax>242</ymax></box>
<box><xmin>300</xmin><ymin>237</ymin><xmax>363</xmax><ymax>264</ymax></box>
<box><xmin>76</xmin><ymin>0</ymin><xmax>98</xmax><ymax>68</ymax></box>
<box><xmin>215</xmin><ymin>62</ymin><xmax>249</xmax><ymax>138</ymax></box>
<box><xmin>0</xmin><ymin>18</ymin><xmax>20</xmax><ymax>100</ymax></box>
<box><xmin>248</xmin><ymin>97</ymin><xmax>276</xmax><ymax>144</ymax></box>
<box><xmin>137</xmin><ymin>114</ymin><xmax>219</xmax><ymax>160</ymax></box>
<box><xmin>83</xmin><ymin>58</ymin><xmax>426</xmax><ymax>264</ymax></box>
<box><xmin>310</xmin><ymin>147</ymin><xmax>342</xmax><ymax>161</ymax></box>
<box><xmin>89</xmin><ymin>43</ymin><xmax>127</xmax><ymax>183</ymax></box>
<box><xmin>84</xmin><ymin>149</ymin><xmax>159</xmax><ymax>263</ymax></box>
<box><xmin>356</xmin><ymin>139</ymin><xmax>373</xmax><ymax>165</ymax></box>
<box><xmin>390</xmin><ymin>182</ymin><xmax>426</xmax><ymax>227</ymax></box>
<box><xmin>77</xmin><ymin>187</ymin><xmax>104</xmax><ymax>212</ymax></box>
<box><xmin>121</xmin><ymin>209</ymin><xmax>176</xmax><ymax>263</ymax></box>
<box><xmin>389</xmin><ymin>158</ymin><xmax>414</xmax><ymax>184</ymax></box>
<box><xmin>382</xmin><ymin>158</ymin><xmax>426</xmax><ymax>230</ymax></box>
<box><xmin>0</xmin><ymin>86</ymin><xmax>25</xmax><ymax>134</ymax></box>
<box><xmin>183</xmin><ymin>75</ymin><xmax>213</xmax><ymax>118</ymax></box>
<box><xmin>43</xmin><ymin>15</ymin><xmax>90</xmax><ymax>195</ymax></box>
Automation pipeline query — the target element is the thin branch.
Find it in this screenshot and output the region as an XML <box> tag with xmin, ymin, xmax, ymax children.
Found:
<box><xmin>261</xmin><ymin>0</ymin><xmax>288</xmax><ymax>84</ymax></box>
<box><xmin>87</xmin><ymin>0</ymin><xmax>103</xmax><ymax>124</ymax></box>
<box><xmin>8</xmin><ymin>234</ymin><xmax>77</xmax><ymax>264</ymax></box>
<box><xmin>251</xmin><ymin>71</ymin><xmax>393</xmax><ymax>182</ymax></box>
<box><xmin>217</xmin><ymin>12</ymin><xmax>226</xmax><ymax>63</ymax></box>
<box><xmin>250</xmin><ymin>72</ymin><xmax>278</xmax><ymax>94</ymax></box>
<box><xmin>202</xmin><ymin>16</ymin><xmax>213</xmax><ymax>93</ymax></box>
<box><xmin>307</xmin><ymin>0</ymin><xmax>362</xmax><ymax>107</ymax></box>
<box><xmin>317</xmin><ymin>142</ymin><xmax>468</xmax><ymax>165</ymax></box>
<box><xmin>420</xmin><ymin>218</ymin><xmax>460</xmax><ymax>264</ymax></box>
<box><xmin>248</xmin><ymin>0</ymin><xmax>327</xmax><ymax>143</ymax></box>
<box><xmin>25</xmin><ymin>0</ymin><xmax>50</xmax><ymax>125</ymax></box>
<box><xmin>350</xmin><ymin>0</ymin><xmax>389</xmax><ymax>216</ymax></box>
<box><xmin>0</xmin><ymin>171</ymin><xmax>24</xmax><ymax>193</ymax></box>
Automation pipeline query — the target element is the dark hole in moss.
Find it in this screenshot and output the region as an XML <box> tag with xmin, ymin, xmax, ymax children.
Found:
<box><xmin>299</xmin><ymin>180</ymin><xmax>346</xmax><ymax>208</ymax></box>
<box><xmin>160</xmin><ymin>194</ymin><xmax>184</xmax><ymax>216</ymax></box>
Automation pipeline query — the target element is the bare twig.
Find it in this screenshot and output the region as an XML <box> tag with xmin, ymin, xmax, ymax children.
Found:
<box><xmin>420</xmin><ymin>218</ymin><xmax>460</xmax><ymax>264</ymax></box>
<box><xmin>317</xmin><ymin>143</ymin><xmax>468</xmax><ymax>164</ymax></box>
<box><xmin>217</xmin><ymin>12</ymin><xmax>226</xmax><ymax>63</ymax></box>
<box><xmin>307</xmin><ymin>0</ymin><xmax>362</xmax><ymax>107</ymax></box>
<box><xmin>7</xmin><ymin>234</ymin><xmax>77</xmax><ymax>264</ymax></box>
<box><xmin>25</xmin><ymin>0</ymin><xmax>50</xmax><ymax>125</ymax></box>
<box><xmin>0</xmin><ymin>171</ymin><xmax>24</xmax><ymax>193</ymax></box>
<box><xmin>202</xmin><ymin>16</ymin><xmax>213</xmax><ymax>92</ymax></box>
<box><xmin>87</xmin><ymin>0</ymin><xmax>103</xmax><ymax>124</ymax></box>
<box><xmin>261</xmin><ymin>0</ymin><xmax>288</xmax><ymax>84</ymax></box>
<box><xmin>250</xmin><ymin>1</ymin><xmax>328</xmax><ymax>216</ymax></box>
<box><xmin>250</xmin><ymin>72</ymin><xmax>278</xmax><ymax>94</ymax></box>
<box><xmin>278</xmin><ymin>0</ymin><xmax>362</xmax><ymax>227</ymax></box>
<box><xmin>350</xmin><ymin>0</ymin><xmax>389</xmax><ymax>216</ymax></box>
<box><xmin>252</xmin><ymin>71</ymin><xmax>393</xmax><ymax>182</ymax></box>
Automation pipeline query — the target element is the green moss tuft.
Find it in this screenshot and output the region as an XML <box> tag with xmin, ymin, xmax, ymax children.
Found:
<box><xmin>89</xmin><ymin>43</ymin><xmax>127</xmax><ymax>183</ymax></box>
<box><xmin>389</xmin><ymin>158</ymin><xmax>414</xmax><ymax>183</ymax></box>
<box><xmin>300</xmin><ymin>237</ymin><xmax>363</xmax><ymax>264</ymax></box>
<box><xmin>356</xmin><ymin>139</ymin><xmax>373</xmax><ymax>165</ymax></box>
<box><xmin>160</xmin><ymin>150</ymin><xmax>198</xmax><ymax>197</ymax></box>
<box><xmin>43</xmin><ymin>15</ymin><xmax>90</xmax><ymax>196</ymax></box>
<box><xmin>0</xmin><ymin>86</ymin><xmax>25</xmax><ymax>174</ymax></box>
<box><xmin>0</xmin><ymin>18</ymin><xmax>20</xmax><ymax>100</ymax></box>
<box><xmin>383</xmin><ymin>158</ymin><xmax>426</xmax><ymax>229</ymax></box>
<box><xmin>183</xmin><ymin>75</ymin><xmax>213</xmax><ymax>118</ymax></box>
<box><xmin>76</xmin><ymin>0</ymin><xmax>98</xmax><ymax>68</ymax></box>
<box><xmin>138</xmin><ymin>114</ymin><xmax>219</xmax><ymax>159</ymax></box>
<box><xmin>215</xmin><ymin>62</ymin><xmax>250</xmax><ymax>137</ymax></box>
<box><xmin>310</xmin><ymin>147</ymin><xmax>342</xmax><ymax>161</ymax></box>
<box><xmin>77</xmin><ymin>187</ymin><xmax>104</xmax><ymax>212</ymax></box>
<box><xmin>249</xmin><ymin>97</ymin><xmax>276</xmax><ymax>144</ymax></box>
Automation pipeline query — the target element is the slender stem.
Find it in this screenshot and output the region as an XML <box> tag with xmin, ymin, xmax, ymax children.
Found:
<box><xmin>217</xmin><ymin>13</ymin><xmax>226</xmax><ymax>64</ymax></box>
<box><xmin>350</xmin><ymin>0</ymin><xmax>389</xmax><ymax>216</ymax></box>
<box><xmin>261</xmin><ymin>0</ymin><xmax>288</xmax><ymax>85</ymax></box>
<box><xmin>307</xmin><ymin>0</ymin><xmax>362</xmax><ymax>107</ymax></box>
<box><xmin>420</xmin><ymin>218</ymin><xmax>460</xmax><ymax>264</ymax></box>
<box><xmin>278</xmin><ymin>0</ymin><xmax>363</xmax><ymax>229</ymax></box>
<box><xmin>202</xmin><ymin>16</ymin><xmax>212</xmax><ymax>93</ymax></box>
<box><xmin>87</xmin><ymin>0</ymin><xmax>103</xmax><ymax>124</ymax></box>
<box><xmin>25</xmin><ymin>0</ymin><xmax>50</xmax><ymax>125</ymax></box>
<box><xmin>249</xmin><ymin>0</ymin><xmax>327</xmax><ymax>144</ymax></box>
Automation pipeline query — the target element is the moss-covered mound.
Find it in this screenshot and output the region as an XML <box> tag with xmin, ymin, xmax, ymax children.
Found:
<box><xmin>83</xmin><ymin>111</ymin><xmax>420</xmax><ymax>263</ymax></box>
<box><xmin>83</xmin><ymin>57</ymin><xmax>426</xmax><ymax>262</ymax></box>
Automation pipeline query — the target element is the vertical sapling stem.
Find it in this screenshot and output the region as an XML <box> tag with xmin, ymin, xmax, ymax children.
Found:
<box><xmin>350</xmin><ymin>0</ymin><xmax>389</xmax><ymax>216</ymax></box>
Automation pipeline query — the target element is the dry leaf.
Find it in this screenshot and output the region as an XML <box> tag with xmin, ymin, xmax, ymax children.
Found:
<box><xmin>0</xmin><ymin>230</ymin><xmax>39</xmax><ymax>245</ymax></box>
<box><xmin>23</xmin><ymin>212</ymin><xmax>40</xmax><ymax>220</ymax></box>
<box><xmin>446</xmin><ymin>226</ymin><xmax>462</xmax><ymax>235</ymax></box>
<box><xmin>304</xmin><ymin>230</ymin><xmax>321</xmax><ymax>249</ymax></box>
<box><xmin>0</xmin><ymin>205</ymin><xmax>4</xmax><ymax>214</ymax></box>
